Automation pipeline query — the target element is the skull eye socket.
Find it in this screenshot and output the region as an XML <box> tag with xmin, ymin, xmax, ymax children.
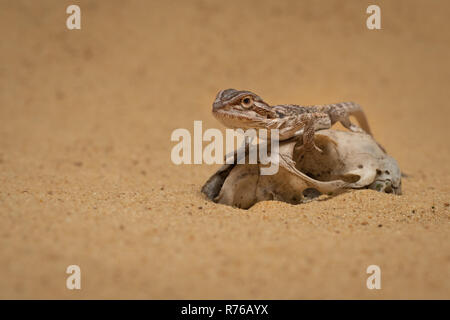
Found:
<box><xmin>241</xmin><ymin>96</ymin><xmax>253</xmax><ymax>108</ymax></box>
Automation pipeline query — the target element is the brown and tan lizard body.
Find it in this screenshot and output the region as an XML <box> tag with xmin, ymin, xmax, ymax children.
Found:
<box><xmin>212</xmin><ymin>88</ymin><xmax>376</xmax><ymax>154</ymax></box>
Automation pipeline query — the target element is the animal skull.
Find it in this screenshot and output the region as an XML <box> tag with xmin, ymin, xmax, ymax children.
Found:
<box><xmin>201</xmin><ymin>129</ymin><xmax>401</xmax><ymax>209</ymax></box>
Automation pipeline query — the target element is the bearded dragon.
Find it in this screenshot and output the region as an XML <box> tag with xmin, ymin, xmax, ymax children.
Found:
<box><xmin>212</xmin><ymin>88</ymin><xmax>376</xmax><ymax>155</ymax></box>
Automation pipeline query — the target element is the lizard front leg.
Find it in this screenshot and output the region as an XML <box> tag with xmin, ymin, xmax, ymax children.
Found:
<box><xmin>265</xmin><ymin>112</ymin><xmax>331</xmax><ymax>141</ymax></box>
<box><xmin>293</xmin><ymin>113</ymin><xmax>328</xmax><ymax>157</ymax></box>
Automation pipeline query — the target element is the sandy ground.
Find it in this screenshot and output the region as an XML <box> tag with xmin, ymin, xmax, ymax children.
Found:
<box><xmin>0</xmin><ymin>0</ymin><xmax>449</xmax><ymax>299</ymax></box>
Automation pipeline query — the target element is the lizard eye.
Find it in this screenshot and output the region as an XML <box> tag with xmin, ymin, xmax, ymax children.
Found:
<box><xmin>241</xmin><ymin>97</ymin><xmax>253</xmax><ymax>108</ymax></box>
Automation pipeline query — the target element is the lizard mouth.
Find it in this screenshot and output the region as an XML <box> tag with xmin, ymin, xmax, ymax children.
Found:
<box><xmin>212</xmin><ymin>108</ymin><xmax>266</xmax><ymax>129</ymax></box>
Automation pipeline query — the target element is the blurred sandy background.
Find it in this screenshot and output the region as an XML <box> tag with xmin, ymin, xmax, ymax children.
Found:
<box><xmin>0</xmin><ymin>0</ymin><xmax>449</xmax><ymax>299</ymax></box>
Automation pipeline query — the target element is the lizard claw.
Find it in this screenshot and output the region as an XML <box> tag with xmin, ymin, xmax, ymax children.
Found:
<box><xmin>314</xmin><ymin>145</ymin><xmax>324</xmax><ymax>154</ymax></box>
<box><xmin>295</xmin><ymin>144</ymin><xmax>324</xmax><ymax>158</ymax></box>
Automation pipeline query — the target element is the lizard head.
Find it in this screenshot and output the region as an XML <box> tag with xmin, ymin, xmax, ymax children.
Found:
<box><xmin>212</xmin><ymin>89</ymin><xmax>278</xmax><ymax>129</ymax></box>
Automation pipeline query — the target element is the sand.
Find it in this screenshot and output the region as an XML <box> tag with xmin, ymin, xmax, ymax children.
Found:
<box><xmin>0</xmin><ymin>0</ymin><xmax>449</xmax><ymax>299</ymax></box>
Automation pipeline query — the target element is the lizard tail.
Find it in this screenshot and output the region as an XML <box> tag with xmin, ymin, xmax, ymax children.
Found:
<box><xmin>344</xmin><ymin>102</ymin><xmax>373</xmax><ymax>136</ymax></box>
<box><xmin>346</xmin><ymin>102</ymin><xmax>388</xmax><ymax>152</ymax></box>
<box><xmin>352</xmin><ymin>108</ymin><xmax>373</xmax><ymax>136</ymax></box>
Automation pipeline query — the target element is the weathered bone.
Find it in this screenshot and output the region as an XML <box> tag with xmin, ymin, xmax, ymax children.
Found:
<box><xmin>201</xmin><ymin>129</ymin><xmax>401</xmax><ymax>209</ymax></box>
